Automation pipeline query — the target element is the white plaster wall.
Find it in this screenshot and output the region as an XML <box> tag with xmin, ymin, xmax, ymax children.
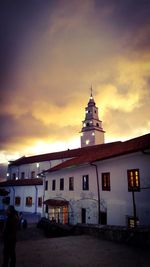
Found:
<box><xmin>97</xmin><ymin>152</ymin><xmax>150</xmax><ymax>226</ymax></box>
<box><xmin>2</xmin><ymin>185</ymin><xmax>43</xmax><ymax>215</ymax></box>
<box><xmin>45</xmin><ymin>151</ymin><xmax>150</xmax><ymax>226</ymax></box>
<box><xmin>45</xmin><ymin>165</ymin><xmax>99</xmax><ymax>224</ymax></box>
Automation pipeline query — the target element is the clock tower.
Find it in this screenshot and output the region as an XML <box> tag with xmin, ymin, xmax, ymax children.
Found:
<box><xmin>80</xmin><ymin>89</ymin><xmax>105</xmax><ymax>147</ymax></box>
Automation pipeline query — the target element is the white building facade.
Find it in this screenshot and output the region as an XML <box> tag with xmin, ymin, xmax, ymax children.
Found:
<box><xmin>0</xmin><ymin>93</ymin><xmax>150</xmax><ymax>227</ymax></box>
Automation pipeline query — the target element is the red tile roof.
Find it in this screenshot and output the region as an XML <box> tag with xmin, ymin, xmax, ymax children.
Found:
<box><xmin>45</xmin><ymin>133</ymin><xmax>150</xmax><ymax>173</ymax></box>
<box><xmin>0</xmin><ymin>178</ymin><xmax>43</xmax><ymax>187</ymax></box>
<box><xmin>9</xmin><ymin>147</ymin><xmax>89</xmax><ymax>166</ymax></box>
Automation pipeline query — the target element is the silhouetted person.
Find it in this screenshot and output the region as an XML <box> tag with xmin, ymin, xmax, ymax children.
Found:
<box><xmin>2</xmin><ymin>205</ymin><xmax>18</xmax><ymax>267</ymax></box>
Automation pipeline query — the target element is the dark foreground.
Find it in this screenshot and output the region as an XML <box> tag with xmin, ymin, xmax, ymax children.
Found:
<box><xmin>0</xmin><ymin>225</ymin><xmax>149</xmax><ymax>267</ymax></box>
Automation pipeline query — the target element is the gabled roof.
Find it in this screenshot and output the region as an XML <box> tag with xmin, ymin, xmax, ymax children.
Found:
<box><xmin>8</xmin><ymin>141</ymin><xmax>121</xmax><ymax>166</ymax></box>
<box><xmin>44</xmin><ymin>133</ymin><xmax>150</xmax><ymax>173</ymax></box>
<box><xmin>0</xmin><ymin>178</ymin><xmax>43</xmax><ymax>187</ymax></box>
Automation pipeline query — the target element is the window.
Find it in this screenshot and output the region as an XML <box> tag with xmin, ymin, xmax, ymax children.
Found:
<box><xmin>102</xmin><ymin>173</ymin><xmax>110</xmax><ymax>191</ymax></box>
<box><xmin>127</xmin><ymin>216</ymin><xmax>139</xmax><ymax>228</ymax></box>
<box><xmin>15</xmin><ymin>196</ymin><xmax>21</xmax><ymax>206</ymax></box>
<box><xmin>69</xmin><ymin>177</ymin><xmax>74</xmax><ymax>191</ymax></box>
<box><xmin>86</xmin><ymin>123</ymin><xmax>89</xmax><ymax>127</ymax></box>
<box><xmin>3</xmin><ymin>197</ymin><xmax>10</xmax><ymax>205</ymax></box>
<box><xmin>21</xmin><ymin>172</ymin><xmax>25</xmax><ymax>179</ymax></box>
<box><xmin>26</xmin><ymin>197</ymin><xmax>32</xmax><ymax>206</ymax></box>
<box><xmin>12</xmin><ymin>173</ymin><xmax>16</xmax><ymax>180</ymax></box>
<box><xmin>52</xmin><ymin>180</ymin><xmax>56</xmax><ymax>191</ymax></box>
<box><xmin>60</xmin><ymin>178</ymin><xmax>64</xmax><ymax>190</ymax></box>
<box><xmin>45</xmin><ymin>180</ymin><xmax>48</xmax><ymax>191</ymax></box>
<box><xmin>31</xmin><ymin>171</ymin><xmax>35</xmax><ymax>179</ymax></box>
<box><xmin>38</xmin><ymin>197</ymin><xmax>42</xmax><ymax>207</ymax></box>
<box><xmin>127</xmin><ymin>169</ymin><xmax>140</xmax><ymax>191</ymax></box>
<box><xmin>96</xmin><ymin>123</ymin><xmax>99</xmax><ymax>127</ymax></box>
<box><xmin>82</xmin><ymin>175</ymin><xmax>89</xmax><ymax>190</ymax></box>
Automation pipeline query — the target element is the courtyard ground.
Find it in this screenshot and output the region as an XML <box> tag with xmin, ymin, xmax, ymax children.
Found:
<box><xmin>0</xmin><ymin>224</ymin><xmax>149</xmax><ymax>267</ymax></box>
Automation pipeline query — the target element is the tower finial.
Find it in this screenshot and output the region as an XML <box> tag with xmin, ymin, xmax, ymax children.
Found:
<box><xmin>90</xmin><ymin>84</ymin><xmax>93</xmax><ymax>99</ymax></box>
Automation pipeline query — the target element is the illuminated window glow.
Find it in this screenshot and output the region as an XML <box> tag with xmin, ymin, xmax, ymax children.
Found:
<box><xmin>127</xmin><ymin>169</ymin><xmax>140</xmax><ymax>191</ymax></box>
<box><xmin>37</xmin><ymin>163</ymin><xmax>39</xmax><ymax>168</ymax></box>
<box><xmin>86</xmin><ymin>140</ymin><xmax>90</xmax><ymax>145</ymax></box>
<box><xmin>92</xmin><ymin>132</ymin><xmax>95</xmax><ymax>136</ymax></box>
<box><xmin>102</xmin><ymin>173</ymin><xmax>110</xmax><ymax>191</ymax></box>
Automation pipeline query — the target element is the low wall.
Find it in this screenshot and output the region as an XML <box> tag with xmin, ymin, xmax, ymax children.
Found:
<box><xmin>74</xmin><ymin>224</ymin><xmax>150</xmax><ymax>247</ymax></box>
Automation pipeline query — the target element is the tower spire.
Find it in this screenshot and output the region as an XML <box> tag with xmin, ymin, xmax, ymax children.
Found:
<box><xmin>90</xmin><ymin>84</ymin><xmax>93</xmax><ymax>99</ymax></box>
<box><xmin>80</xmin><ymin>88</ymin><xmax>105</xmax><ymax>147</ymax></box>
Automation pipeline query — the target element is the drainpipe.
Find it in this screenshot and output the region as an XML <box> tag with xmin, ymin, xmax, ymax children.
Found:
<box><xmin>12</xmin><ymin>187</ymin><xmax>15</xmax><ymax>206</ymax></box>
<box><xmin>35</xmin><ymin>185</ymin><xmax>38</xmax><ymax>214</ymax></box>
<box><xmin>90</xmin><ymin>162</ymin><xmax>101</xmax><ymax>224</ymax></box>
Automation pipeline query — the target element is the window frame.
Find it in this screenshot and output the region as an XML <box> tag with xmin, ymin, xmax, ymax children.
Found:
<box><xmin>45</xmin><ymin>180</ymin><xmax>48</xmax><ymax>191</ymax></box>
<box><xmin>52</xmin><ymin>180</ymin><xmax>56</xmax><ymax>191</ymax></box>
<box><xmin>31</xmin><ymin>171</ymin><xmax>35</xmax><ymax>179</ymax></box>
<box><xmin>15</xmin><ymin>196</ymin><xmax>21</xmax><ymax>206</ymax></box>
<box><xmin>21</xmin><ymin>172</ymin><xmax>25</xmax><ymax>179</ymax></box>
<box><xmin>127</xmin><ymin>169</ymin><xmax>140</xmax><ymax>192</ymax></box>
<box><xmin>82</xmin><ymin>175</ymin><xmax>89</xmax><ymax>191</ymax></box>
<box><xmin>38</xmin><ymin>197</ymin><xmax>42</xmax><ymax>207</ymax></box>
<box><xmin>26</xmin><ymin>196</ymin><xmax>32</xmax><ymax>207</ymax></box>
<box><xmin>69</xmin><ymin>177</ymin><xmax>74</xmax><ymax>191</ymax></box>
<box><xmin>102</xmin><ymin>172</ymin><xmax>110</xmax><ymax>191</ymax></box>
<box><xmin>60</xmin><ymin>178</ymin><xmax>64</xmax><ymax>190</ymax></box>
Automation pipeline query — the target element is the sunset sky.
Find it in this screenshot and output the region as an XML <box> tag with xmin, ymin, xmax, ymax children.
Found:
<box><xmin>0</xmin><ymin>0</ymin><xmax>150</xmax><ymax>164</ymax></box>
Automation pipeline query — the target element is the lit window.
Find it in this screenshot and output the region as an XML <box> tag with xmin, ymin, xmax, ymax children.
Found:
<box><xmin>26</xmin><ymin>197</ymin><xmax>32</xmax><ymax>206</ymax></box>
<box><xmin>37</xmin><ymin>163</ymin><xmax>40</xmax><ymax>168</ymax></box>
<box><xmin>102</xmin><ymin>173</ymin><xmax>110</xmax><ymax>191</ymax></box>
<box><xmin>86</xmin><ymin>140</ymin><xmax>90</xmax><ymax>145</ymax></box>
<box><xmin>15</xmin><ymin>196</ymin><xmax>21</xmax><ymax>206</ymax></box>
<box><xmin>82</xmin><ymin>175</ymin><xmax>89</xmax><ymax>190</ymax></box>
<box><xmin>92</xmin><ymin>132</ymin><xmax>95</xmax><ymax>136</ymax></box>
<box><xmin>127</xmin><ymin>169</ymin><xmax>140</xmax><ymax>191</ymax></box>
<box><xmin>90</xmin><ymin>121</ymin><xmax>92</xmax><ymax>124</ymax></box>
<box><xmin>7</xmin><ymin>173</ymin><xmax>9</xmax><ymax>177</ymax></box>
<box><xmin>128</xmin><ymin>216</ymin><xmax>139</xmax><ymax>228</ymax></box>
<box><xmin>69</xmin><ymin>177</ymin><xmax>74</xmax><ymax>191</ymax></box>
<box><xmin>83</xmin><ymin>123</ymin><xmax>86</xmax><ymax>127</ymax></box>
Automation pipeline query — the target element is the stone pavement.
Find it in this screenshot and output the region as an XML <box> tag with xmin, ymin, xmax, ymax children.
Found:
<box><xmin>0</xmin><ymin>225</ymin><xmax>149</xmax><ymax>267</ymax></box>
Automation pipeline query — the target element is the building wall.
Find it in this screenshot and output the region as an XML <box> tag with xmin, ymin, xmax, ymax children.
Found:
<box><xmin>2</xmin><ymin>185</ymin><xmax>43</xmax><ymax>215</ymax></box>
<box><xmin>98</xmin><ymin>152</ymin><xmax>150</xmax><ymax>226</ymax></box>
<box><xmin>45</xmin><ymin>151</ymin><xmax>150</xmax><ymax>226</ymax></box>
<box><xmin>45</xmin><ymin>165</ymin><xmax>99</xmax><ymax>225</ymax></box>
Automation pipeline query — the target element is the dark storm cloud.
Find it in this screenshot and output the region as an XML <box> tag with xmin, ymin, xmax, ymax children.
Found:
<box><xmin>0</xmin><ymin>112</ymin><xmax>78</xmax><ymax>150</ymax></box>
<box><xmin>95</xmin><ymin>0</ymin><xmax>150</xmax><ymax>51</ymax></box>
<box><xmin>0</xmin><ymin>0</ymin><xmax>54</xmax><ymax>88</ymax></box>
<box><xmin>0</xmin><ymin>113</ymin><xmax>48</xmax><ymax>146</ymax></box>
